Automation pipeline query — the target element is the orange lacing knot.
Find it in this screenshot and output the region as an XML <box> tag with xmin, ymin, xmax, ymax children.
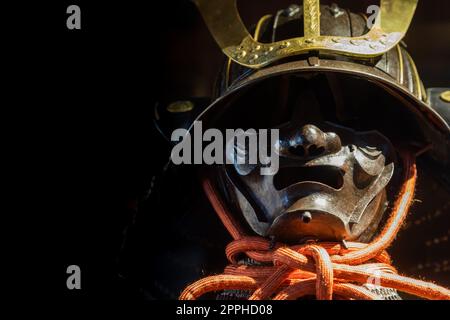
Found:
<box><xmin>180</xmin><ymin>151</ymin><xmax>450</xmax><ymax>300</ymax></box>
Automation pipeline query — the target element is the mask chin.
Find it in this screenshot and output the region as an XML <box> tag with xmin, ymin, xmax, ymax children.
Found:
<box><xmin>266</xmin><ymin>189</ymin><xmax>388</xmax><ymax>244</ymax></box>
<box><xmin>267</xmin><ymin>209</ymin><xmax>350</xmax><ymax>243</ymax></box>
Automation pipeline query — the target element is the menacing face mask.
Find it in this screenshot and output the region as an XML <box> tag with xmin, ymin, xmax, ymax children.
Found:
<box><xmin>223</xmin><ymin>121</ymin><xmax>396</xmax><ymax>244</ymax></box>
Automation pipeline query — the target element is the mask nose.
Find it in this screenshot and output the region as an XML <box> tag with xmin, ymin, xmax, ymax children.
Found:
<box><xmin>285</xmin><ymin>124</ymin><xmax>342</xmax><ymax>158</ymax></box>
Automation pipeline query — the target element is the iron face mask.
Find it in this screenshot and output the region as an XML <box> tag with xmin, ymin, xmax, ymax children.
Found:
<box><xmin>222</xmin><ymin>121</ymin><xmax>397</xmax><ymax>244</ymax></box>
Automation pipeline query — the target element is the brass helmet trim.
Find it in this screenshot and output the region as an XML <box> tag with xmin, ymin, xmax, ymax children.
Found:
<box><xmin>194</xmin><ymin>0</ymin><xmax>418</xmax><ymax>69</ymax></box>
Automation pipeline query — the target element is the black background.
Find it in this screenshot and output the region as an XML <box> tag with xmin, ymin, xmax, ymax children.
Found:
<box><xmin>10</xmin><ymin>0</ymin><xmax>450</xmax><ymax>311</ymax></box>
